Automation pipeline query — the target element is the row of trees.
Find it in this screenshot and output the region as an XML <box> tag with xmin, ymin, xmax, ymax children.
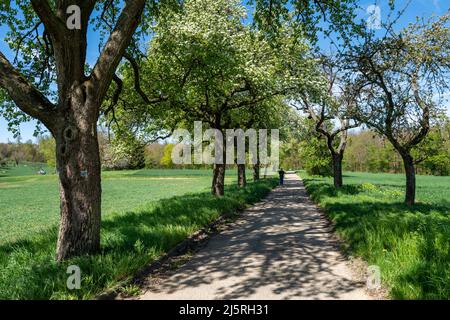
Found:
<box><xmin>104</xmin><ymin>0</ymin><xmax>317</xmax><ymax>196</ymax></box>
<box><xmin>7</xmin><ymin>121</ymin><xmax>447</xmax><ymax>176</ymax></box>
<box><xmin>282</xmin><ymin>121</ymin><xmax>450</xmax><ymax>177</ymax></box>
<box><xmin>292</xmin><ymin>12</ymin><xmax>450</xmax><ymax>206</ymax></box>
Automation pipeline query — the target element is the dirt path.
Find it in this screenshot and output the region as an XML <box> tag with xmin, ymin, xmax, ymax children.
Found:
<box><xmin>139</xmin><ymin>173</ymin><xmax>372</xmax><ymax>300</ymax></box>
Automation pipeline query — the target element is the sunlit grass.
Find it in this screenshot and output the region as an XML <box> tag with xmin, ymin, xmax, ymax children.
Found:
<box><xmin>0</xmin><ymin>168</ymin><xmax>239</xmax><ymax>243</ymax></box>
<box><xmin>0</xmin><ymin>168</ymin><xmax>277</xmax><ymax>299</ymax></box>
<box><xmin>300</xmin><ymin>171</ymin><xmax>450</xmax><ymax>299</ymax></box>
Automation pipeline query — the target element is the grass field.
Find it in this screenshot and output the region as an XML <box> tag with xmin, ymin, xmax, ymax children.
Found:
<box><xmin>2</xmin><ymin>165</ymin><xmax>449</xmax><ymax>299</ymax></box>
<box><xmin>300</xmin><ymin>171</ymin><xmax>450</xmax><ymax>299</ymax></box>
<box><xmin>0</xmin><ymin>162</ymin><xmax>52</xmax><ymax>178</ymax></box>
<box><xmin>0</xmin><ymin>165</ymin><xmax>277</xmax><ymax>299</ymax></box>
<box><xmin>0</xmin><ymin>167</ymin><xmax>238</xmax><ymax>243</ymax></box>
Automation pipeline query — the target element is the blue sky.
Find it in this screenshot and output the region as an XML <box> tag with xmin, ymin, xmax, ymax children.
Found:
<box><xmin>0</xmin><ymin>0</ymin><xmax>449</xmax><ymax>143</ymax></box>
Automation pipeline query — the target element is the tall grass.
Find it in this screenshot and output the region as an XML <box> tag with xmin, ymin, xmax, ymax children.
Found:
<box><xmin>0</xmin><ymin>178</ymin><xmax>277</xmax><ymax>299</ymax></box>
<box><xmin>301</xmin><ymin>171</ymin><xmax>450</xmax><ymax>299</ymax></box>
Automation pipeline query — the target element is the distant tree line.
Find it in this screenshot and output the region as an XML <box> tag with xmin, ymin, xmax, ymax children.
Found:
<box><xmin>0</xmin><ymin>139</ymin><xmax>45</xmax><ymax>166</ymax></box>
<box><xmin>281</xmin><ymin>119</ymin><xmax>450</xmax><ymax>177</ymax></box>
<box><xmin>0</xmin><ymin>135</ymin><xmax>211</xmax><ymax>171</ymax></box>
<box><xmin>344</xmin><ymin>125</ymin><xmax>450</xmax><ymax>176</ymax></box>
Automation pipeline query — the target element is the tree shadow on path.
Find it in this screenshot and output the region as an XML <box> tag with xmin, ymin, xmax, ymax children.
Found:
<box><xmin>141</xmin><ymin>176</ymin><xmax>368</xmax><ymax>300</ymax></box>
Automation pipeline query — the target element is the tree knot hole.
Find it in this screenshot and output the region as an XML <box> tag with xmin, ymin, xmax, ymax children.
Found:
<box><xmin>64</xmin><ymin>126</ymin><xmax>78</xmax><ymax>142</ymax></box>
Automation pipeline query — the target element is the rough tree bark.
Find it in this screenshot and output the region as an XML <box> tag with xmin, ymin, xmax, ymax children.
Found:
<box><xmin>210</xmin><ymin>122</ymin><xmax>226</xmax><ymax>196</ymax></box>
<box><xmin>233</xmin><ymin>134</ymin><xmax>247</xmax><ymax>188</ymax></box>
<box><xmin>252</xmin><ymin>150</ymin><xmax>260</xmax><ymax>181</ymax></box>
<box><xmin>238</xmin><ymin>163</ymin><xmax>247</xmax><ymax>187</ymax></box>
<box><xmin>0</xmin><ymin>0</ymin><xmax>146</xmax><ymax>261</ymax></box>
<box><xmin>319</xmin><ymin>129</ymin><xmax>348</xmax><ymax>189</ymax></box>
<box><xmin>332</xmin><ymin>153</ymin><xmax>343</xmax><ymax>188</ymax></box>
<box><xmin>212</xmin><ymin>163</ymin><xmax>226</xmax><ymax>196</ymax></box>
<box><xmin>400</xmin><ymin>152</ymin><xmax>416</xmax><ymax>206</ymax></box>
<box><xmin>54</xmin><ymin>94</ymin><xmax>103</xmax><ymax>260</ymax></box>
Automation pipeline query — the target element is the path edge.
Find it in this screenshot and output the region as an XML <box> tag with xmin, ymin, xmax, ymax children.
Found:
<box><xmin>297</xmin><ymin>173</ymin><xmax>389</xmax><ymax>300</ymax></box>
<box><xmin>96</xmin><ymin>183</ymin><xmax>278</xmax><ymax>300</ymax></box>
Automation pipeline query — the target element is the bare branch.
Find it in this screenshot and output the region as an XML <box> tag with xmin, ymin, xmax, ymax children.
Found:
<box><xmin>90</xmin><ymin>0</ymin><xmax>146</xmax><ymax>102</ymax></box>
<box><xmin>123</xmin><ymin>53</ymin><xmax>168</xmax><ymax>105</ymax></box>
<box><xmin>143</xmin><ymin>130</ymin><xmax>175</xmax><ymax>145</ymax></box>
<box><xmin>0</xmin><ymin>51</ymin><xmax>56</xmax><ymax>128</ymax></box>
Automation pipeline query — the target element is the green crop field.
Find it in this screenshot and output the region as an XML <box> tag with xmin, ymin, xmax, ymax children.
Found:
<box><xmin>300</xmin><ymin>171</ymin><xmax>450</xmax><ymax>299</ymax></box>
<box><xmin>2</xmin><ymin>165</ymin><xmax>449</xmax><ymax>299</ymax></box>
<box><xmin>0</xmin><ymin>165</ymin><xmax>277</xmax><ymax>299</ymax></box>
<box><xmin>0</xmin><ymin>167</ymin><xmax>235</xmax><ymax>244</ymax></box>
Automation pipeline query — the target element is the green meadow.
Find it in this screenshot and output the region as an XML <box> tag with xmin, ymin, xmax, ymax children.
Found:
<box><xmin>0</xmin><ymin>165</ymin><xmax>277</xmax><ymax>299</ymax></box>
<box><xmin>2</xmin><ymin>165</ymin><xmax>449</xmax><ymax>299</ymax></box>
<box><xmin>300</xmin><ymin>171</ymin><xmax>450</xmax><ymax>299</ymax></box>
<box><xmin>0</xmin><ymin>167</ymin><xmax>226</xmax><ymax>243</ymax></box>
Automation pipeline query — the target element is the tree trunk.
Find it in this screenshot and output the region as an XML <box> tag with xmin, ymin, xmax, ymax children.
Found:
<box><xmin>401</xmin><ymin>152</ymin><xmax>416</xmax><ymax>206</ymax></box>
<box><xmin>253</xmin><ymin>163</ymin><xmax>260</xmax><ymax>181</ymax></box>
<box><xmin>0</xmin><ymin>1</ymin><xmax>148</xmax><ymax>263</ymax></box>
<box><xmin>54</xmin><ymin>98</ymin><xmax>102</xmax><ymax>261</ymax></box>
<box><xmin>238</xmin><ymin>163</ymin><xmax>246</xmax><ymax>187</ymax></box>
<box><xmin>212</xmin><ymin>163</ymin><xmax>225</xmax><ymax>196</ymax></box>
<box><xmin>332</xmin><ymin>153</ymin><xmax>343</xmax><ymax>188</ymax></box>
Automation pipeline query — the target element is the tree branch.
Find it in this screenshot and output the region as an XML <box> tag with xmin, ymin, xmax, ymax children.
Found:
<box><xmin>90</xmin><ymin>0</ymin><xmax>146</xmax><ymax>103</ymax></box>
<box><xmin>30</xmin><ymin>0</ymin><xmax>65</xmax><ymax>40</ymax></box>
<box><xmin>103</xmin><ymin>73</ymin><xmax>123</xmax><ymax>119</ymax></box>
<box><xmin>123</xmin><ymin>53</ymin><xmax>168</xmax><ymax>104</ymax></box>
<box><xmin>0</xmin><ymin>51</ymin><xmax>56</xmax><ymax>128</ymax></box>
<box><xmin>143</xmin><ymin>130</ymin><xmax>175</xmax><ymax>145</ymax></box>
<box><xmin>409</xmin><ymin>72</ymin><xmax>430</xmax><ymax>147</ymax></box>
